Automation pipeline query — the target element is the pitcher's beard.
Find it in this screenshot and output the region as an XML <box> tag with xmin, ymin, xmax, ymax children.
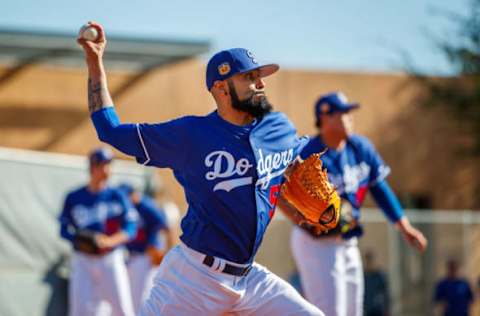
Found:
<box><xmin>228</xmin><ymin>80</ymin><xmax>273</xmax><ymax>118</ymax></box>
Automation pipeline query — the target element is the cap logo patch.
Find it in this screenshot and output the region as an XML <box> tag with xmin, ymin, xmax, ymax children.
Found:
<box><xmin>218</xmin><ymin>62</ymin><xmax>231</xmax><ymax>75</ymax></box>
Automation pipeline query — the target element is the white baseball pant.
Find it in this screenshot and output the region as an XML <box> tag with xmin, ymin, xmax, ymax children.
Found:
<box><xmin>291</xmin><ymin>227</ymin><xmax>364</xmax><ymax>316</ymax></box>
<box><xmin>69</xmin><ymin>248</ymin><xmax>135</xmax><ymax>316</ymax></box>
<box><xmin>127</xmin><ymin>253</ymin><xmax>159</xmax><ymax>314</ymax></box>
<box><xmin>139</xmin><ymin>242</ymin><xmax>324</xmax><ymax>316</ymax></box>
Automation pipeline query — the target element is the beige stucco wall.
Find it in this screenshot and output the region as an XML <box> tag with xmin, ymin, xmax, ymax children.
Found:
<box><xmin>1</xmin><ymin>59</ymin><xmax>477</xmax><ymax>210</ymax></box>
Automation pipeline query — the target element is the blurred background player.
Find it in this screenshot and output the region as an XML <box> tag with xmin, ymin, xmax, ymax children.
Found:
<box><xmin>282</xmin><ymin>92</ymin><xmax>428</xmax><ymax>316</ymax></box>
<box><xmin>58</xmin><ymin>147</ymin><xmax>138</xmax><ymax>316</ymax></box>
<box><xmin>118</xmin><ymin>183</ymin><xmax>175</xmax><ymax>314</ymax></box>
<box><xmin>143</xmin><ymin>174</ymin><xmax>181</xmax><ymax>242</ymax></box>
<box><xmin>363</xmin><ymin>250</ymin><xmax>389</xmax><ymax>316</ymax></box>
<box><xmin>433</xmin><ymin>258</ymin><xmax>474</xmax><ymax>316</ymax></box>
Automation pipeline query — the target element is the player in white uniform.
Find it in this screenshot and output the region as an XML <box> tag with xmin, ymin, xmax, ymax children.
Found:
<box><xmin>281</xmin><ymin>92</ymin><xmax>428</xmax><ymax>316</ymax></box>
<box><xmin>118</xmin><ymin>183</ymin><xmax>175</xmax><ymax>314</ymax></box>
<box><xmin>59</xmin><ymin>147</ymin><xmax>138</xmax><ymax>316</ymax></box>
<box><xmin>78</xmin><ymin>22</ymin><xmax>324</xmax><ymax>316</ymax></box>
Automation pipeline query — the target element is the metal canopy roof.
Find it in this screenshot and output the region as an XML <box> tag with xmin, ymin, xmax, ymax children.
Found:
<box><xmin>0</xmin><ymin>28</ymin><xmax>210</xmax><ymax>70</ymax></box>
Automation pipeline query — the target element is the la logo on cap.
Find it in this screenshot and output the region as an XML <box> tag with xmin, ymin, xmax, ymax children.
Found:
<box><xmin>218</xmin><ymin>62</ymin><xmax>231</xmax><ymax>75</ymax></box>
<box><xmin>246</xmin><ymin>50</ymin><xmax>258</xmax><ymax>64</ymax></box>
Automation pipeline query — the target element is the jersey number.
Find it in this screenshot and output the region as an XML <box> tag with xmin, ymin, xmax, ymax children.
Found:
<box><xmin>268</xmin><ymin>184</ymin><xmax>281</xmax><ymax>219</ymax></box>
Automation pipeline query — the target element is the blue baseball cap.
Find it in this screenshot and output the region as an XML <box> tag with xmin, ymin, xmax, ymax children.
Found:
<box><xmin>315</xmin><ymin>92</ymin><xmax>360</xmax><ymax>118</ymax></box>
<box><xmin>205</xmin><ymin>48</ymin><xmax>279</xmax><ymax>90</ymax></box>
<box><xmin>88</xmin><ymin>147</ymin><xmax>113</xmax><ymax>165</ymax></box>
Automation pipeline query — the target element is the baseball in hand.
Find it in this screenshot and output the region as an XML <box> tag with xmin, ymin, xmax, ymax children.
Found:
<box><xmin>79</xmin><ymin>24</ymin><xmax>99</xmax><ymax>42</ymax></box>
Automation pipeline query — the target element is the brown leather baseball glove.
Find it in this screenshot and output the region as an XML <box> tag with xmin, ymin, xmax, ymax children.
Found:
<box><xmin>73</xmin><ymin>230</ymin><xmax>102</xmax><ymax>255</ymax></box>
<box><xmin>281</xmin><ymin>153</ymin><xmax>341</xmax><ymax>234</ymax></box>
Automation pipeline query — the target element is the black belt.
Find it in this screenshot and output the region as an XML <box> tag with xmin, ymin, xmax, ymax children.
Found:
<box><xmin>202</xmin><ymin>255</ymin><xmax>252</xmax><ymax>277</ymax></box>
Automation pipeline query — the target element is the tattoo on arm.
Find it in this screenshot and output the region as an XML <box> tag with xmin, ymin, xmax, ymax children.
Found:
<box><xmin>88</xmin><ymin>78</ymin><xmax>111</xmax><ymax>113</ymax></box>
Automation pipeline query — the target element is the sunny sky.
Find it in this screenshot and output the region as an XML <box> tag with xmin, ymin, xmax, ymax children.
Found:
<box><xmin>2</xmin><ymin>0</ymin><xmax>472</xmax><ymax>75</ymax></box>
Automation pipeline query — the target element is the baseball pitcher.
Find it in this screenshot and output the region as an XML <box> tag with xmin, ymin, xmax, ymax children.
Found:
<box><xmin>77</xmin><ymin>21</ymin><xmax>336</xmax><ymax>316</ymax></box>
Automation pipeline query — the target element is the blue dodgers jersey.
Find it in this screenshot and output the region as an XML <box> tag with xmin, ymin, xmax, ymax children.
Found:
<box><xmin>59</xmin><ymin>186</ymin><xmax>138</xmax><ymax>244</ymax></box>
<box><xmin>135</xmin><ymin>111</ymin><xmax>307</xmax><ymax>264</ymax></box>
<box><xmin>300</xmin><ymin>134</ymin><xmax>390</xmax><ymax>220</ymax></box>
<box><xmin>127</xmin><ymin>196</ymin><xmax>168</xmax><ymax>253</ymax></box>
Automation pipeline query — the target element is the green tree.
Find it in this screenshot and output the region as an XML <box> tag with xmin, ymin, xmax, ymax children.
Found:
<box><xmin>408</xmin><ymin>0</ymin><xmax>480</xmax><ymax>154</ymax></box>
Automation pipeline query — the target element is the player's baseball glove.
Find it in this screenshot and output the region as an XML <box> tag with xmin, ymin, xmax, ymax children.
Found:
<box><xmin>73</xmin><ymin>230</ymin><xmax>101</xmax><ymax>255</ymax></box>
<box><xmin>281</xmin><ymin>153</ymin><xmax>341</xmax><ymax>234</ymax></box>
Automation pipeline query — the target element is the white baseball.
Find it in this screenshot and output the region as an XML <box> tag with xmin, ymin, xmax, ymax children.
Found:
<box><xmin>79</xmin><ymin>25</ymin><xmax>99</xmax><ymax>42</ymax></box>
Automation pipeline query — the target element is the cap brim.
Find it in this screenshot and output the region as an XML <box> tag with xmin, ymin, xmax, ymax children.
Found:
<box><xmin>240</xmin><ymin>63</ymin><xmax>280</xmax><ymax>78</ymax></box>
<box><xmin>339</xmin><ymin>103</ymin><xmax>360</xmax><ymax>112</ymax></box>
<box><xmin>90</xmin><ymin>157</ymin><xmax>113</xmax><ymax>165</ymax></box>
<box><xmin>258</xmin><ymin>64</ymin><xmax>280</xmax><ymax>78</ymax></box>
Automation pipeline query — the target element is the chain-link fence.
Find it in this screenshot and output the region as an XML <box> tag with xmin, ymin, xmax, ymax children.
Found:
<box><xmin>258</xmin><ymin>209</ymin><xmax>480</xmax><ymax>316</ymax></box>
<box><xmin>361</xmin><ymin>209</ymin><xmax>480</xmax><ymax>316</ymax></box>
